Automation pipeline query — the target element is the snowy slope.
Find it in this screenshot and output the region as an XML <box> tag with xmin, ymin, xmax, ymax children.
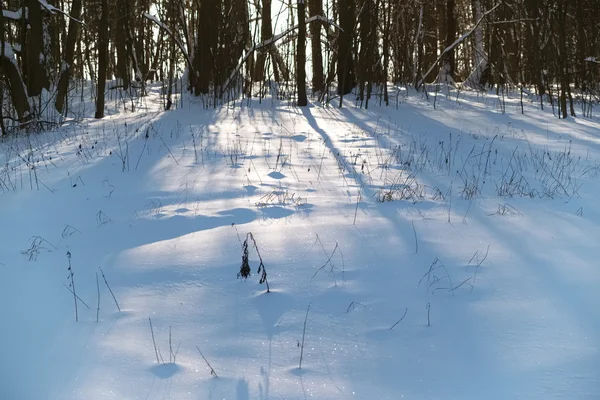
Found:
<box><xmin>0</xmin><ymin>87</ymin><xmax>598</xmax><ymax>400</ymax></box>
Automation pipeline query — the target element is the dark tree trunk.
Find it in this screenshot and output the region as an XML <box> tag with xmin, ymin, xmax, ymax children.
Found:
<box><xmin>297</xmin><ymin>0</ymin><xmax>307</xmax><ymax>106</ymax></box>
<box><xmin>558</xmin><ymin>0</ymin><xmax>568</xmax><ymax>119</ymax></box>
<box><xmin>443</xmin><ymin>0</ymin><xmax>456</xmax><ymax>81</ymax></box>
<box><xmin>195</xmin><ymin>0</ymin><xmax>220</xmax><ymax>95</ymax></box>
<box><xmin>55</xmin><ymin>0</ymin><xmax>83</xmax><ymax>114</ymax></box>
<box><xmin>422</xmin><ymin>2</ymin><xmax>437</xmax><ymax>81</ymax></box>
<box><xmin>307</xmin><ymin>0</ymin><xmax>324</xmax><ymax>93</ymax></box>
<box><xmin>95</xmin><ymin>0</ymin><xmax>109</xmax><ymax>119</ymax></box>
<box><xmin>337</xmin><ymin>0</ymin><xmax>355</xmax><ymax>96</ymax></box>
<box><xmin>115</xmin><ymin>0</ymin><xmax>130</xmax><ymax>89</ymax></box>
<box><xmin>24</xmin><ymin>0</ymin><xmax>50</xmax><ymax>96</ymax></box>
<box><xmin>357</xmin><ymin>0</ymin><xmax>372</xmax><ymax>102</ymax></box>
<box><xmin>382</xmin><ymin>0</ymin><xmax>391</xmax><ymax>104</ymax></box>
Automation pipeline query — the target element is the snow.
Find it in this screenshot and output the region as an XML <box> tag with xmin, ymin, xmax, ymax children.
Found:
<box><xmin>2</xmin><ymin>8</ymin><xmax>25</xmax><ymax>20</ymax></box>
<box><xmin>38</xmin><ymin>0</ymin><xmax>60</xmax><ymax>14</ymax></box>
<box><xmin>0</xmin><ymin>85</ymin><xmax>599</xmax><ymax>400</ymax></box>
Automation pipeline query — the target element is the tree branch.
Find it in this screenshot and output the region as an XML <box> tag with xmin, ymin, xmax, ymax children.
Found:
<box><xmin>221</xmin><ymin>15</ymin><xmax>343</xmax><ymax>96</ymax></box>
<box><xmin>143</xmin><ymin>13</ymin><xmax>195</xmax><ymax>78</ymax></box>
<box><xmin>417</xmin><ymin>2</ymin><xmax>501</xmax><ymax>89</ymax></box>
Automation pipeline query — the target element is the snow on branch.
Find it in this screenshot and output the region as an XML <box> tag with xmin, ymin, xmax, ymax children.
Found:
<box><xmin>38</xmin><ymin>0</ymin><xmax>60</xmax><ymax>13</ymax></box>
<box><xmin>3</xmin><ymin>8</ymin><xmax>25</xmax><ymax>21</ymax></box>
<box><xmin>585</xmin><ymin>57</ymin><xmax>600</xmax><ymax>64</ymax></box>
<box><xmin>143</xmin><ymin>13</ymin><xmax>194</xmax><ymax>75</ymax></box>
<box><xmin>417</xmin><ymin>2</ymin><xmax>501</xmax><ymax>89</ymax></box>
<box><xmin>308</xmin><ymin>15</ymin><xmax>343</xmax><ymax>32</ymax></box>
<box><xmin>1</xmin><ymin>42</ymin><xmax>16</xmax><ymax>58</ymax></box>
<box><xmin>38</xmin><ymin>0</ymin><xmax>85</xmax><ymax>24</ymax></box>
<box><xmin>221</xmin><ymin>14</ymin><xmax>342</xmax><ymax>96</ymax></box>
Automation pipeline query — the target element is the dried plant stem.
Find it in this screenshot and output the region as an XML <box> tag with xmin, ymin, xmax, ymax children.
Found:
<box><xmin>390</xmin><ymin>308</ymin><xmax>408</xmax><ymax>330</ymax></box>
<box><xmin>299</xmin><ymin>303</ymin><xmax>311</xmax><ymax>369</ymax></box>
<box><xmin>99</xmin><ymin>266</ymin><xmax>121</xmax><ymax>313</ymax></box>
<box><xmin>62</xmin><ymin>283</ymin><xmax>89</xmax><ymax>309</ymax></box>
<box><xmin>412</xmin><ymin>220</ymin><xmax>418</xmax><ymax>253</ymax></box>
<box><xmin>96</xmin><ymin>272</ymin><xmax>100</xmax><ymax>322</ymax></box>
<box><xmin>67</xmin><ymin>252</ymin><xmax>78</xmax><ymax>322</ymax></box>
<box><xmin>353</xmin><ymin>189</ymin><xmax>361</xmax><ymax>225</ymax></box>
<box><xmin>426</xmin><ymin>302</ymin><xmax>431</xmax><ymax>327</ymax></box>
<box><xmin>196</xmin><ymin>346</ymin><xmax>218</xmax><ymax>377</ymax></box>
<box><xmin>169</xmin><ymin>326</ymin><xmax>173</xmax><ymax>363</ymax></box>
<box><xmin>149</xmin><ymin>317</ymin><xmax>160</xmax><ymax>364</ymax></box>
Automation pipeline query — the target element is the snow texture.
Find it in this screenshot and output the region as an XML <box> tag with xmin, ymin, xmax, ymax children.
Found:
<box><xmin>0</xmin><ymin>84</ymin><xmax>598</xmax><ymax>400</ymax></box>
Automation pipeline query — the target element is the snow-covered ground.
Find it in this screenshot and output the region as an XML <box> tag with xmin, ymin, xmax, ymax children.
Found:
<box><xmin>1</xmin><ymin>87</ymin><xmax>598</xmax><ymax>399</ymax></box>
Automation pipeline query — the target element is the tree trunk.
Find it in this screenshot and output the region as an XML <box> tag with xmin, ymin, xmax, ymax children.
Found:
<box><xmin>558</xmin><ymin>1</ymin><xmax>568</xmax><ymax>119</ymax></box>
<box><xmin>440</xmin><ymin>0</ymin><xmax>456</xmax><ymax>83</ymax></box>
<box><xmin>124</xmin><ymin>1</ymin><xmax>143</xmax><ymax>85</ymax></box>
<box><xmin>95</xmin><ymin>0</ymin><xmax>109</xmax><ymax>119</ymax></box>
<box><xmin>115</xmin><ymin>0</ymin><xmax>130</xmax><ymax>89</ymax></box>
<box><xmin>382</xmin><ymin>0</ymin><xmax>391</xmax><ymax>104</ymax></box>
<box><xmin>24</xmin><ymin>0</ymin><xmax>50</xmax><ymax>96</ymax></box>
<box><xmin>465</xmin><ymin>0</ymin><xmax>485</xmax><ymax>86</ymax></box>
<box><xmin>0</xmin><ymin>51</ymin><xmax>32</xmax><ymax>121</ymax></box>
<box><xmin>357</xmin><ymin>0</ymin><xmax>373</xmax><ymax>102</ymax></box>
<box><xmin>307</xmin><ymin>0</ymin><xmax>324</xmax><ymax>93</ymax></box>
<box><xmin>253</xmin><ymin>0</ymin><xmax>274</xmax><ymax>82</ymax></box>
<box><xmin>297</xmin><ymin>0</ymin><xmax>307</xmax><ymax>106</ymax></box>
<box><xmin>337</xmin><ymin>0</ymin><xmax>355</xmax><ymax>96</ymax></box>
<box><xmin>195</xmin><ymin>0</ymin><xmax>220</xmax><ymax>95</ymax></box>
<box><xmin>55</xmin><ymin>0</ymin><xmax>83</xmax><ymax>114</ymax></box>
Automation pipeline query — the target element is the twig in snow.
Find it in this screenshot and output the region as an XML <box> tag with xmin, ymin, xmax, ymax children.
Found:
<box><xmin>426</xmin><ymin>302</ymin><xmax>431</xmax><ymax>327</ymax></box>
<box><xmin>99</xmin><ymin>266</ymin><xmax>121</xmax><ymax>313</ymax></box>
<box><xmin>66</xmin><ymin>251</ymin><xmax>78</xmax><ymax>322</ymax></box>
<box><xmin>353</xmin><ymin>189</ymin><xmax>362</xmax><ymax>225</ymax></box>
<box><xmin>311</xmin><ymin>241</ymin><xmax>339</xmax><ymax>280</ymax></box>
<box><xmin>299</xmin><ymin>303</ymin><xmax>311</xmax><ymax>369</ymax></box>
<box><xmin>419</xmin><ymin>257</ymin><xmax>455</xmax><ymax>295</ymax></box>
<box><xmin>62</xmin><ymin>282</ymin><xmax>89</xmax><ymax>309</ymax></box>
<box><xmin>467</xmin><ymin>245</ymin><xmax>490</xmax><ymax>292</ymax></box>
<box><xmin>96</xmin><ymin>272</ymin><xmax>100</xmax><ymax>322</ymax></box>
<box><xmin>389</xmin><ymin>308</ymin><xmax>408</xmax><ymax>330</ymax></box>
<box><xmin>238</xmin><ymin>232</ymin><xmax>270</xmax><ymax>292</ymax></box>
<box><xmin>412</xmin><ymin>220</ymin><xmax>418</xmax><ymax>254</ymax></box>
<box><xmin>231</xmin><ymin>222</ymin><xmax>242</xmax><ymax>245</ymax></box>
<box><xmin>149</xmin><ymin>317</ymin><xmax>160</xmax><ymax>364</ymax></box>
<box><xmin>61</xmin><ymin>224</ymin><xmax>82</xmax><ymax>238</ymax></box>
<box><xmin>346</xmin><ymin>301</ymin><xmax>364</xmax><ymax>313</ymax></box>
<box><xmin>196</xmin><ymin>346</ymin><xmax>218</xmax><ymax>377</ymax></box>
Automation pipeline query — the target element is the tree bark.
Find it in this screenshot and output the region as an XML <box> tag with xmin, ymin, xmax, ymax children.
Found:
<box><xmin>0</xmin><ymin>51</ymin><xmax>32</xmax><ymax>121</ymax></box>
<box><xmin>194</xmin><ymin>0</ymin><xmax>220</xmax><ymax>95</ymax></box>
<box><xmin>307</xmin><ymin>0</ymin><xmax>324</xmax><ymax>93</ymax></box>
<box><xmin>337</xmin><ymin>0</ymin><xmax>355</xmax><ymax>96</ymax></box>
<box><xmin>24</xmin><ymin>0</ymin><xmax>50</xmax><ymax>96</ymax></box>
<box><xmin>95</xmin><ymin>0</ymin><xmax>109</xmax><ymax>119</ymax></box>
<box><xmin>55</xmin><ymin>0</ymin><xmax>83</xmax><ymax>114</ymax></box>
<box><xmin>440</xmin><ymin>0</ymin><xmax>456</xmax><ymax>83</ymax></box>
<box><xmin>297</xmin><ymin>0</ymin><xmax>307</xmax><ymax>106</ymax></box>
<box><xmin>114</xmin><ymin>0</ymin><xmax>130</xmax><ymax>90</ymax></box>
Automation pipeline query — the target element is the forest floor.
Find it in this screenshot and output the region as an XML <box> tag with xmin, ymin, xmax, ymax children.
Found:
<box><xmin>1</xmin><ymin>85</ymin><xmax>599</xmax><ymax>399</ymax></box>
